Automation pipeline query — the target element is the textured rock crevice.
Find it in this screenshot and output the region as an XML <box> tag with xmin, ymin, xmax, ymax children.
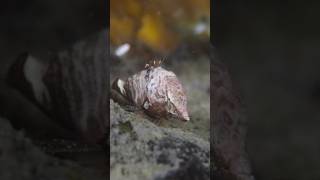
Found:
<box><xmin>110</xmin><ymin>100</ymin><xmax>210</xmax><ymax>180</ymax></box>
<box><xmin>0</xmin><ymin>117</ymin><xmax>105</xmax><ymax>180</ymax></box>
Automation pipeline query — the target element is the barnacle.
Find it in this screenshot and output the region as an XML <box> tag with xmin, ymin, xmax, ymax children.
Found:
<box><xmin>111</xmin><ymin>60</ymin><xmax>189</xmax><ymax>122</ymax></box>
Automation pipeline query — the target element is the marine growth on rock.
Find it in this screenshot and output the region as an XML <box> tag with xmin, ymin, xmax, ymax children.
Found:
<box><xmin>111</xmin><ymin>60</ymin><xmax>190</xmax><ymax>122</ymax></box>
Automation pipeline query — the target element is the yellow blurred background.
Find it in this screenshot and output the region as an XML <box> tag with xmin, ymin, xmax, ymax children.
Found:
<box><xmin>110</xmin><ymin>0</ymin><xmax>210</xmax><ymax>54</ymax></box>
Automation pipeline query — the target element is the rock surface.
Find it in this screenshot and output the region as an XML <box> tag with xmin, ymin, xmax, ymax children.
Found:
<box><xmin>110</xmin><ymin>100</ymin><xmax>210</xmax><ymax>180</ymax></box>
<box><xmin>0</xmin><ymin>117</ymin><xmax>105</xmax><ymax>180</ymax></box>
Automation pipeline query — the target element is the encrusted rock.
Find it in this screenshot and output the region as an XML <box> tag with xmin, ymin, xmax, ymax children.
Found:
<box><xmin>110</xmin><ymin>100</ymin><xmax>210</xmax><ymax>180</ymax></box>
<box><xmin>0</xmin><ymin>117</ymin><xmax>104</xmax><ymax>180</ymax></box>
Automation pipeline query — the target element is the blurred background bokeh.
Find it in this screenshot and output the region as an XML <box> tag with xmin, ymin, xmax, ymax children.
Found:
<box><xmin>0</xmin><ymin>0</ymin><xmax>105</xmax><ymax>81</ymax></box>
<box><xmin>0</xmin><ymin>1</ymin><xmax>107</xmax><ymax>179</ymax></box>
<box><xmin>110</xmin><ymin>0</ymin><xmax>209</xmax><ymax>57</ymax></box>
<box><xmin>215</xmin><ymin>1</ymin><xmax>320</xmax><ymax>180</ymax></box>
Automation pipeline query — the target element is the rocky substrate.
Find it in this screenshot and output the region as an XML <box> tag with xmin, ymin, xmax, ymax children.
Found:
<box><xmin>0</xmin><ymin>117</ymin><xmax>105</xmax><ymax>180</ymax></box>
<box><xmin>110</xmin><ymin>100</ymin><xmax>210</xmax><ymax>180</ymax></box>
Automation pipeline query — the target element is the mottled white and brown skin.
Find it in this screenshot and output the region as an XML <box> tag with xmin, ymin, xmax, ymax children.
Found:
<box><xmin>112</xmin><ymin>60</ymin><xmax>189</xmax><ymax>121</ymax></box>
<box><xmin>212</xmin><ymin>60</ymin><xmax>255</xmax><ymax>180</ymax></box>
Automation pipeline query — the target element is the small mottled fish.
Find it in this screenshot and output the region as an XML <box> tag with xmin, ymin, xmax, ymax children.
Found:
<box><xmin>112</xmin><ymin>60</ymin><xmax>190</xmax><ymax>122</ymax></box>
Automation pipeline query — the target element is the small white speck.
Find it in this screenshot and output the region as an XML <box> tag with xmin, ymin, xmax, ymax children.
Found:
<box><xmin>194</xmin><ymin>22</ymin><xmax>207</xmax><ymax>35</ymax></box>
<box><xmin>143</xmin><ymin>101</ymin><xmax>149</xmax><ymax>109</ymax></box>
<box><xmin>24</xmin><ymin>55</ymin><xmax>50</xmax><ymax>104</ymax></box>
<box><xmin>117</xmin><ymin>79</ymin><xmax>126</xmax><ymax>95</ymax></box>
<box><xmin>115</xmin><ymin>43</ymin><xmax>130</xmax><ymax>57</ymax></box>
